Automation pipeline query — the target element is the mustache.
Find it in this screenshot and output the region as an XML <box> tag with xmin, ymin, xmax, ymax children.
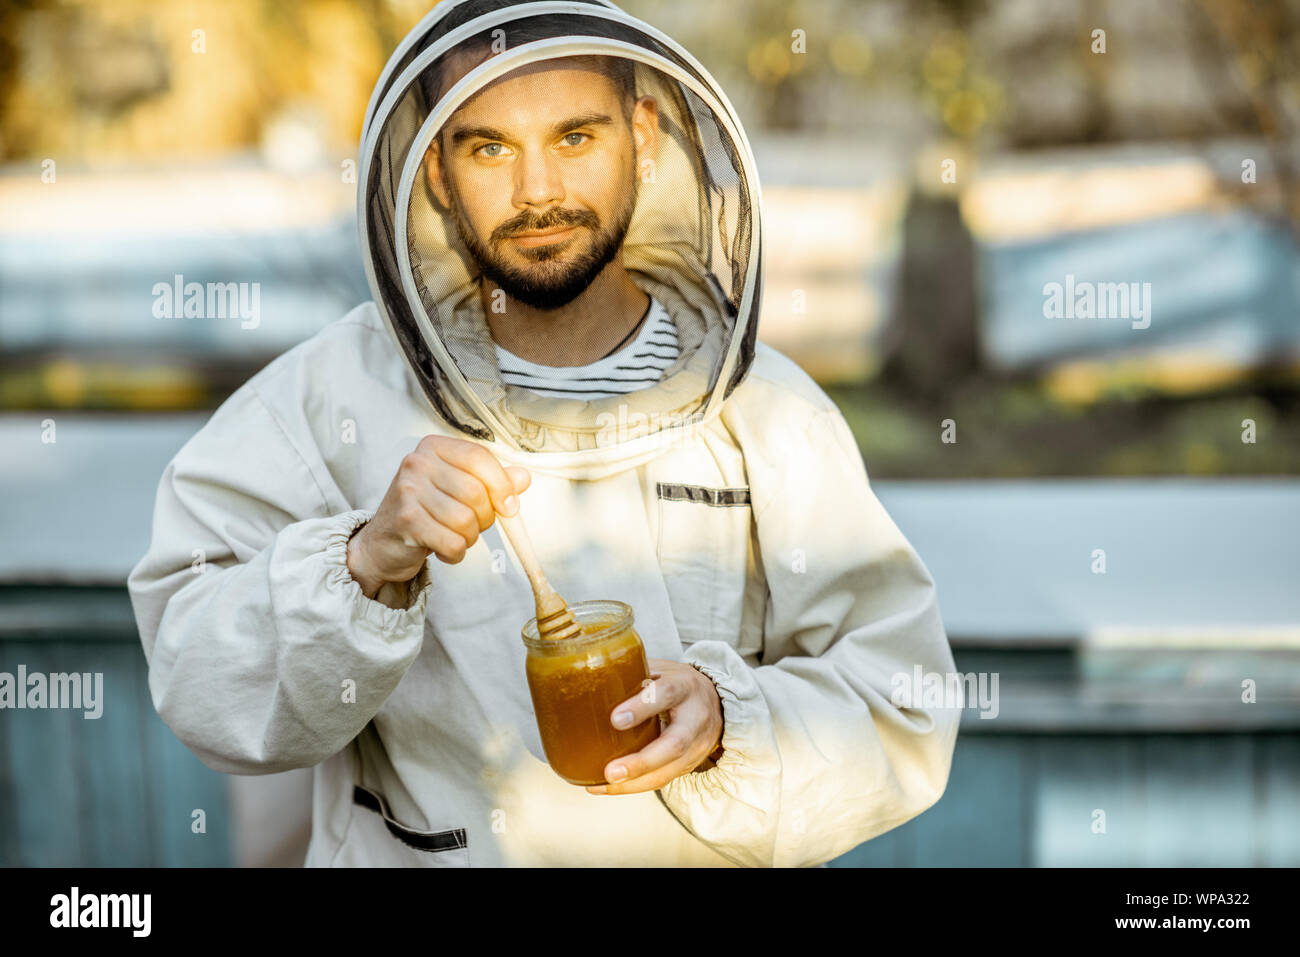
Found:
<box><xmin>491</xmin><ymin>207</ymin><xmax>599</xmax><ymax>245</ymax></box>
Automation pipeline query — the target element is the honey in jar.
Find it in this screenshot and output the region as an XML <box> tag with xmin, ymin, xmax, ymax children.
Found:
<box><xmin>521</xmin><ymin>600</ymin><xmax>660</xmax><ymax>786</ymax></box>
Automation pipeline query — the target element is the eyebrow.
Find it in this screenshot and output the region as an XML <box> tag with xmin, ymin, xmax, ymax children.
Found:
<box><xmin>448</xmin><ymin>112</ymin><xmax>616</xmax><ymax>148</ymax></box>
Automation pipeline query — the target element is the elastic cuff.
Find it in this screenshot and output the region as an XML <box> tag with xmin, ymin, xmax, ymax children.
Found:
<box><xmin>673</xmin><ymin>640</ymin><xmax>770</xmax><ymax>782</ymax></box>
<box><xmin>655</xmin><ymin>640</ymin><xmax>783</xmax><ymax>867</ymax></box>
<box><xmin>322</xmin><ymin>508</ymin><xmax>435</xmax><ymax>631</ymax></box>
<box><xmin>684</xmin><ymin>660</ymin><xmax>726</xmax><ymax>768</ymax></box>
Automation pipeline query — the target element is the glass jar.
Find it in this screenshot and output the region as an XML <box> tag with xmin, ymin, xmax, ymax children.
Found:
<box><xmin>521</xmin><ymin>600</ymin><xmax>660</xmax><ymax>786</ymax></box>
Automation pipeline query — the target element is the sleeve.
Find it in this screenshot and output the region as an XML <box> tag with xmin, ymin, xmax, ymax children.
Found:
<box><xmin>126</xmin><ymin>385</ymin><xmax>435</xmax><ymax>776</ymax></box>
<box><xmin>657</xmin><ymin>404</ymin><xmax>961</xmax><ymax>867</ymax></box>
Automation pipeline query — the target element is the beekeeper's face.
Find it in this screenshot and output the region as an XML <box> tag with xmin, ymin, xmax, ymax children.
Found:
<box><xmin>423</xmin><ymin>58</ymin><xmax>658</xmax><ymax>310</ymax></box>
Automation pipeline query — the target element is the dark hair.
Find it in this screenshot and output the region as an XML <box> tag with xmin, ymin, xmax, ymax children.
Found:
<box><xmin>412</xmin><ymin>1</ymin><xmax>637</xmax><ymax>127</ymax></box>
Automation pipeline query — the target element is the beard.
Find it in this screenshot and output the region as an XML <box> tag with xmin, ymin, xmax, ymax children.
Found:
<box><xmin>445</xmin><ymin>166</ymin><xmax>638</xmax><ymax>312</ymax></box>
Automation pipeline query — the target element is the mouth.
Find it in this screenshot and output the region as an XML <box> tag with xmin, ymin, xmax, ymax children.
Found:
<box><xmin>509</xmin><ymin>225</ymin><xmax>579</xmax><ymax>248</ymax></box>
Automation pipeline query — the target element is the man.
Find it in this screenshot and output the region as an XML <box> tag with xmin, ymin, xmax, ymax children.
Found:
<box><xmin>129</xmin><ymin>0</ymin><xmax>960</xmax><ymax>867</ymax></box>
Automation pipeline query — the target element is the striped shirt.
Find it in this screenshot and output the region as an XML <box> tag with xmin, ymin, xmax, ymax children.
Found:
<box><xmin>495</xmin><ymin>297</ymin><xmax>680</xmax><ymax>399</ymax></box>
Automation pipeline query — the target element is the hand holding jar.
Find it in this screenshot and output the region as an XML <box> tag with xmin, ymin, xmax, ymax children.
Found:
<box><xmin>522</xmin><ymin>600</ymin><xmax>725</xmax><ymax>793</ymax></box>
<box><xmin>584</xmin><ymin>658</ymin><xmax>725</xmax><ymax>796</ymax></box>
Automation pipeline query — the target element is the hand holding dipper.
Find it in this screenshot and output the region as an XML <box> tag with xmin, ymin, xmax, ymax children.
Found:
<box><xmin>347</xmin><ymin>434</ymin><xmax>533</xmax><ymax>598</ymax></box>
<box><xmin>347</xmin><ymin>435</ymin><xmax>579</xmax><ymax>638</ymax></box>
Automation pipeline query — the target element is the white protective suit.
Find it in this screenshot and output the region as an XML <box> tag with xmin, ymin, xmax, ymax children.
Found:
<box><xmin>128</xmin><ymin>0</ymin><xmax>960</xmax><ymax>867</ymax></box>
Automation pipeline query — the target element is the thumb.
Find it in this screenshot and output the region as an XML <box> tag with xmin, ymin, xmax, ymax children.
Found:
<box><xmin>506</xmin><ymin>466</ymin><xmax>532</xmax><ymax>495</ymax></box>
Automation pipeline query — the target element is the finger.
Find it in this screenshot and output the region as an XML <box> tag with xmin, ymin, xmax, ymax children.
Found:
<box><xmin>505</xmin><ymin>465</ymin><xmax>532</xmax><ymax>496</ymax></box>
<box><xmin>645</xmin><ymin>657</ymin><xmax>675</xmax><ymax>681</ymax></box>
<box><xmin>426</xmin><ymin>438</ymin><xmax>520</xmax><ymax>516</ymax></box>
<box><xmin>394</xmin><ymin>499</ymin><xmax>469</xmax><ymax>563</ymax></box>
<box><xmin>422</xmin><ymin>484</ymin><xmax>483</xmax><ymax>550</ymax></box>
<box><xmin>597</xmin><ymin>713</ymin><xmax>704</xmax><ymax>790</ymax></box>
<box><xmin>608</xmin><ymin>672</ymin><xmax>687</xmax><ymax>729</ymax></box>
<box><xmin>587</xmin><ymin>761</ymin><xmax>692</xmax><ymax>795</ymax></box>
<box><xmin>588</xmin><ymin>737</ymin><xmax>701</xmax><ymax>795</ymax></box>
<box><xmin>421</xmin><ymin>460</ymin><xmax>495</xmax><ymax>533</ymax></box>
<box><xmin>425</xmin><ymin>523</ymin><xmax>471</xmax><ymax>564</ymax></box>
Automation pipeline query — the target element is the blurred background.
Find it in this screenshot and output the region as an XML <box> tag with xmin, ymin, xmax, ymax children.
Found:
<box><xmin>1</xmin><ymin>0</ymin><xmax>1297</xmax><ymax>867</ymax></box>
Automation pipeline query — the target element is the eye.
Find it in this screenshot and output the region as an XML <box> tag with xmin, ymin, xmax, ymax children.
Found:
<box><xmin>474</xmin><ymin>142</ymin><xmax>509</xmax><ymax>158</ymax></box>
<box><xmin>561</xmin><ymin>132</ymin><xmax>589</xmax><ymax>147</ymax></box>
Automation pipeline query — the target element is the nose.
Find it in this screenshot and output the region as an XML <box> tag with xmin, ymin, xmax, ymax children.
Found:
<box><xmin>512</xmin><ymin>147</ymin><xmax>565</xmax><ymax>211</ymax></box>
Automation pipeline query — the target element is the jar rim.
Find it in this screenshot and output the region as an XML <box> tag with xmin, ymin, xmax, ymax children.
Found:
<box><xmin>520</xmin><ymin>599</ymin><xmax>633</xmax><ymax>650</ymax></box>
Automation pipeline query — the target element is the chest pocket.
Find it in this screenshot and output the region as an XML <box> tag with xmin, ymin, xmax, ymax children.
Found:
<box><xmin>655</xmin><ymin>482</ymin><xmax>760</xmax><ymax>654</ymax></box>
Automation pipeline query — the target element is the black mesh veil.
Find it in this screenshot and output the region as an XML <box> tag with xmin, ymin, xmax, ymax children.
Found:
<box><xmin>359</xmin><ymin>0</ymin><xmax>762</xmax><ymax>456</ymax></box>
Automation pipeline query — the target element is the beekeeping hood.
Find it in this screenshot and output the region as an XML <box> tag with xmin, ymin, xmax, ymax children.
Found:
<box><xmin>359</xmin><ymin>0</ymin><xmax>762</xmax><ymax>479</ymax></box>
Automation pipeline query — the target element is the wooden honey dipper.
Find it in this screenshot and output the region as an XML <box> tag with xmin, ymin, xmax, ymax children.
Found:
<box><xmin>496</xmin><ymin>510</ymin><xmax>581</xmax><ymax>641</ymax></box>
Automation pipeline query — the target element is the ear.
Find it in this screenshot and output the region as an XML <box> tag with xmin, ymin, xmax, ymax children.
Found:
<box><xmin>423</xmin><ymin>137</ymin><xmax>451</xmax><ymax>210</ymax></box>
<box><xmin>631</xmin><ymin>95</ymin><xmax>659</xmax><ymax>175</ymax></box>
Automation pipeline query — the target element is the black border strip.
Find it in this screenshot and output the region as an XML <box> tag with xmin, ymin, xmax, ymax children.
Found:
<box><xmin>656</xmin><ymin>482</ymin><xmax>752</xmax><ymax>507</ymax></box>
<box><xmin>352</xmin><ymin>785</ymin><xmax>468</xmax><ymax>853</ymax></box>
